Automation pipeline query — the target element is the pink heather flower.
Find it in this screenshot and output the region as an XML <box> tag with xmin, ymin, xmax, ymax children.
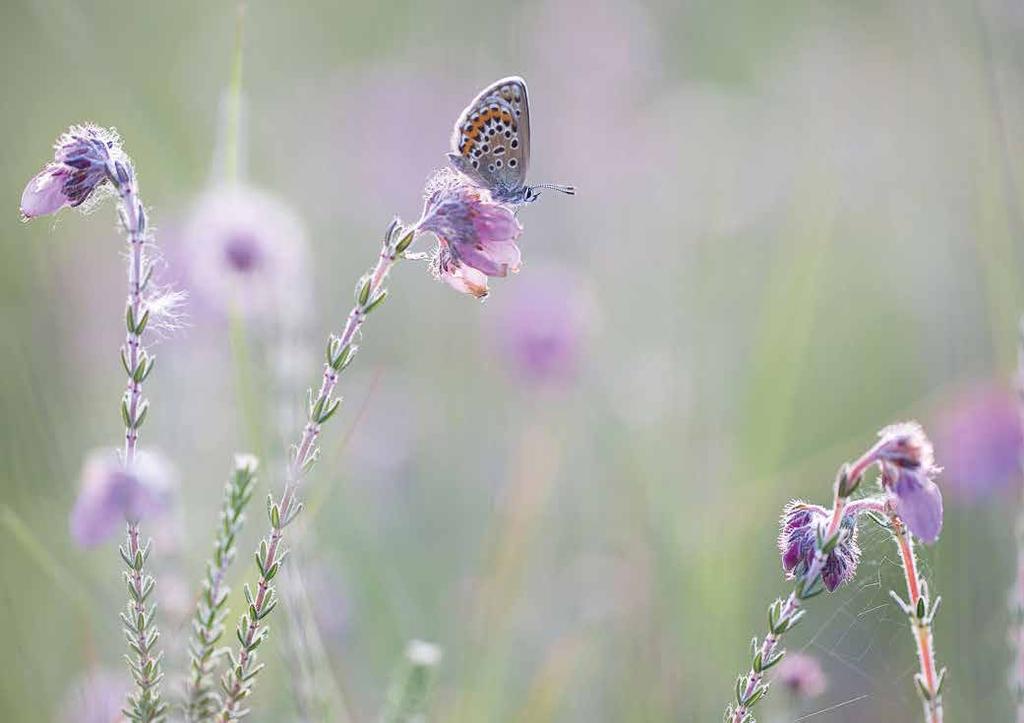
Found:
<box><xmin>935</xmin><ymin>383</ymin><xmax>1021</xmax><ymax>502</ymax></box>
<box><xmin>21</xmin><ymin>125</ymin><xmax>121</xmax><ymax>220</ymax></box>
<box><xmin>181</xmin><ymin>185</ymin><xmax>309</xmax><ymax>321</ymax></box>
<box><xmin>59</xmin><ymin>669</ymin><xmax>128</xmax><ymax>723</ymax></box>
<box><xmin>419</xmin><ymin>169</ymin><xmax>522</xmax><ymax>299</ymax></box>
<box><xmin>778</xmin><ymin>501</ymin><xmax>860</xmax><ymax>593</ymax></box>
<box><xmin>875</xmin><ymin>422</ymin><xmax>944</xmax><ymax>544</ymax></box>
<box><xmin>69</xmin><ymin>448</ymin><xmax>175</xmax><ymax>548</ymax></box>
<box><xmin>774</xmin><ymin>652</ymin><xmax>827</xmax><ymax>699</ymax></box>
<box><xmin>490</xmin><ymin>266</ymin><xmax>593</xmax><ymax>385</ymax></box>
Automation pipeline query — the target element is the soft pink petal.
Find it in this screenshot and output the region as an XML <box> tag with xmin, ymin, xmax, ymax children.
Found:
<box><xmin>20</xmin><ymin>167</ymin><xmax>70</xmax><ymax>219</ymax></box>
<box><xmin>442</xmin><ymin>263</ymin><xmax>489</xmax><ymax>298</ymax></box>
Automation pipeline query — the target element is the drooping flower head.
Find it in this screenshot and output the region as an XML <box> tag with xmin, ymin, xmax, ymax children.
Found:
<box><xmin>418</xmin><ymin>169</ymin><xmax>522</xmax><ymax>299</ymax></box>
<box><xmin>69</xmin><ymin>448</ymin><xmax>175</xmax><ymax>548</ymax></box>
<box><xmin>873</xmin><ymin>422</ymin><xmax>944</xmax><ymax>544</ymax></box>
<box><xmin>774</xmin><ymin>652</ymin><xmax>827</xmax><ymax>699</ymax></box>
<box><xmin>21</xmin><ymin>125</ymin><xmax>122</xmax><ymax>220</ymax></box>
<box><xmin>181</xmin><ymin>185</ymin><xmax>309</xmax><ymax>321</ymax></box>
<box><xmin>778</xmin><ymin>501</ymin><xmax>860</xmax><ymax>593</ymax></box>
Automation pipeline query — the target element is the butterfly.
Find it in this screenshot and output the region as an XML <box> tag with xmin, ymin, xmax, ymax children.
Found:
<box><xmin>448</xmin><ymin>76</ymin><xmax>575</xmax><ymax>205</ymax></box>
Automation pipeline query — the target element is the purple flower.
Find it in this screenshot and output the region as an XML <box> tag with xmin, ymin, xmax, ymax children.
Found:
<box><xmin>69</xmin><ymin>448</ymin><xmax>175</xmax><ymax>548</ymax></box>
<box><xmin>934</xmin><ymin>382</ymin><xmax>1021</xmax><ymax>502</ymax></box>
<box><xmin>873</xmin><ymin>421</ymin><xmax>936</xmax><ymax>471</ymax></box>
<box><xmin>181</xmin><ymin>185</ymin><xmax>309</xmax><ymax>321</ymax></box>
<box><xmin>883</xmin><ymin>463</ymin><xmax>944</xmax><ymax>544</ymax></box>
<box><xmin>21</xmin><ymin>125</ymin><xmax>121</xmax><ymax>220</ymax></box>
<box><xmin>778</xmin><ymin>501</ymin><xmax>860</xmax><ymax>592</ymax></box>
<box><xmin>490</xmin><ymin>266</ymin><xmax>593</xmax><ymax>385</ymax></box>
<box><xmin>59</xmin><ymin>669</ymin><xmax>128</xmax><ymax>723</ymax></box>
<box><xmin>875</xmin><ymin>422</ymin><xmax>944</xmax><ymax>543</ymax></box>
<box><xmin>774</xmin><ymin>652</ymin><xmax>827</xmax><ymax>699</ymax></box>
<box><xmin>419</xmin><ymin>170</ymin><xmax>522</xmax><ymax>299</ymax></box>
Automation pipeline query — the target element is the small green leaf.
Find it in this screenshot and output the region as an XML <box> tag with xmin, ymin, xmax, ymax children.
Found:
<box><xmin>364</xmin><ymin>289</ymin><xmax>389</xmax><ymax>314</ymax></box>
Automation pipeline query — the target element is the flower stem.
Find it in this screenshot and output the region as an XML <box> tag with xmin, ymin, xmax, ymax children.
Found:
<box><xmin>108</xmin><ymin>158</ymin><xmax>167</xmax><ymax>723</ymax></box>
<box><xmin>216</xmin><ymin>221</ymin><xmax>414</xmax><ymax>721</ymax></box>
<box><xmin>889</xmin><ymin>516</ymin><xmax>945</xmax><ymax>723</ymax></box>
<box><xmin>185</xmin><ymin>456</ymin><xmax>259</xmax><ymax>722</ymax></box>
<box><xmin>727</xmin><ymin>490</ymin><xmax>847</xmax><ymax>722</ymax></box>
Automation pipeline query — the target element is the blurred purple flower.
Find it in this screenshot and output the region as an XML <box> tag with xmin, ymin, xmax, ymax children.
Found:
<box><xmin>59</xmin><ymin>669</ymin><xmax>128</xmax><ymax>723</ymax></box>
<box><xmin>778</xmin><ymin>501</ymin><xmax>860</xmax><ymax>592</ymax></box>
<box><xmin>21</xmin><ymin>125</ymin><xmax>120</xmax><ymax>220</ymax></box>
<box><xmin>419</xmin><ymin>170</ymin><xmax>521</xmax><ymax>299</ymax></box>
<box><xmin>181</xmin><ymin>185</ymin><xmax>309</xmax><ymax>321</ymax></box>
<box><xmin>872</xmin><ymin>422</ymin><xmax>944</xmax><ymax>544</ymax></box>
<box><xmin>489</xmin><ymin>266</ymin><xmax>593</xmax><ymax>385</ymax></box>
<box><xmin>70</xmin><ymin>448</ymin><xmax>175</xmax><ymax>548</ymax></box>
<box><xmin>934</xmin><ymin>383</ymin><xmax>1021</xmax><ymax>502</ymax></box>
<box><xmin>774</xmin><ymin>652</ymin><xmax>827</xmax><ymax>699</ymax></box>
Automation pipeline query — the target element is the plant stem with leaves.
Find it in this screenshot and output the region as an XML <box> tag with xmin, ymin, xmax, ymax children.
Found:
<box><xmin>216</xmin><ymin>221</ymin><xmax>415</xmax><ymax>721</ymax></box>
<box><xmin>726</xmin><ymin>503</ymin><xmax>845</xmax><ymax>722</ymax></box>
<box><xmin>725</xmin><ymin>460</ymin><xmax>873</xmax><ymax>723</ymax></box>
<box><xmin>889</xmin><ymin>516</ymin><xmax>945</xmax><ymax>723</ymax></box>
<box><xmin>109</xmin><ymin>157</ymin><xmax>168</xmax><ymax>723</ymax></box>
<box><xmin>186</xmin><ymin>455</ymin><xmax>259</xmax><ymax>721</ymax></box>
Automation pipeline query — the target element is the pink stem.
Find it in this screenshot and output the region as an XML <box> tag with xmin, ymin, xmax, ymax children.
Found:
<box><xmin>893</xmin><ymin>518</ymin><xmax>943</xmax><ymax>723</ymax></box>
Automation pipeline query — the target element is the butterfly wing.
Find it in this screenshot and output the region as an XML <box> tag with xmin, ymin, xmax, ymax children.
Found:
<box><xmin>449</xmin><ymin>76</ymin><xmax>531</xmax><ymax>199</ymax></box>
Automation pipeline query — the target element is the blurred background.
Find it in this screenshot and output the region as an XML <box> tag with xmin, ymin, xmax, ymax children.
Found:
<box><xmin>2</xmin><ymin>0</ymin><xmax>1023</xmax><ymax>720</ymax></box>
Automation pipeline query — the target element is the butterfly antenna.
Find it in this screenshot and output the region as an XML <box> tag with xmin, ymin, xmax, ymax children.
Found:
<box><xmin>533</xmin><ymin>183</ymin><xmax>576</xmax><ymax>196</ymax></box>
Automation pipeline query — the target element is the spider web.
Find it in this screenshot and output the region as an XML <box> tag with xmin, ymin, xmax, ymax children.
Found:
<box><xmin>780</xmin><ymin>518</ymin><xmax>936</xmax><ymax>721</ymax></box>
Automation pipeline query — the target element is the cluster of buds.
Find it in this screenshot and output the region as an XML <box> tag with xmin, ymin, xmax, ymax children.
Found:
<box><xmin>778</xmin><ymin>500</ymin><xmax>861</xmax><ymax>594</ymax></box>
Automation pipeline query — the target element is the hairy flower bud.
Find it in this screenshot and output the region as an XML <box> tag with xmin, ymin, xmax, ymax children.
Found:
<box><xmin>778</xmin><ymin>501</ymin><xmax>860</xmax><ymax>592</ymax></box>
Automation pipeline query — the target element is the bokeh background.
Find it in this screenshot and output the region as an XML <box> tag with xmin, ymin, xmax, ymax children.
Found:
<box><xmin>2</xmin><ymin>0</ymin><xmax>1024</xmax><ymax>720</ymax></box>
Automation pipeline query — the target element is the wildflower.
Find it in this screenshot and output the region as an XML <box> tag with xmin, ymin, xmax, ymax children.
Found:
<box><xmin>935</xmin><ymin>383</ymin><xmax>1021</xmax><ymax>501</ymax></box>
<box><xmin>181</xmin><ymin>185</ymin><xmax>309</xmax><ymax>320</ymax></box>
<box><xmin>490</xmin><ymin>266</ymin><xmax>592</xmax><ymax>385</ymax></box>
<box><xmin>874</xmin><ymin>422</ymin><xmax>944</xmax><ymax>544</ymax></box>
<box><xmin>419</xmin><ymin>169</ymin><xmax>522</xmax><ymax>299</ymax></box>
<box><xmin>59</xmin><ymin>669</ymin><xmax>128</xmax><ymax>723</ymax></box>
<box><xmin>405</xmin><ymin>639</ymin><xmax>443</xmax><ymax>667</ymax></box>
<box><xmin>774</xmin><ymin>652</ymin><xmax>827</xmax><ymax>699</ymax></box>
<box><xmin>69</xmin><ymin>448</ymin><xmax>175</xmax><ymax>547</ymax></box>
<box><xmin>778</xmin><ymin>501</ymin><xmax>860</xmax><ymax>592</ymax></box>
<box><xmin>20</xmin><ymin>125</ymin><xmax>121</xmax><ymax>220</ymax></box>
